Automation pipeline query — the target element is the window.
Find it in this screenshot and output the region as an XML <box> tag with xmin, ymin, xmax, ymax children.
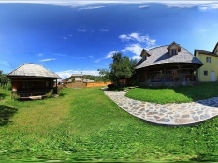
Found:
<box><xmin>171</xmin><ymin>49</ymin><xmax>177</xmax><ymax>55</ymax></box>
<box><xmin>204</xmin><ymin>71</ymin><xmax>208</xmax><ymax>76</ymax></box>
<box><xmin>22</xmin><ymin>81</ymin><xmax>32</xmax><ymax>89</ymax></box>
<box><xmin>46</xmin><ymin>81</ymin><xmax>49</xmax><ymax>88</ymax></box>
<box><xmin>206</xmin><ymin>57</ymin><xmax>211</xmax><ymax>63</ymax></box>
<box><xmin>142</xmin><ymin>55</ymin><xmax>146</xmax><ymax>61</ymax></box>
<box><xmin>172</xmin><ymin>70</ymin><xmax>177</xmax><ymax>76</ymax></box>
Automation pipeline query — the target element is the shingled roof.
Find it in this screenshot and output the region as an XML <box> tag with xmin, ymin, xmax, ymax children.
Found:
<box><xmin>7</xmin><ymin>63</ymin><xmax>61</xmax><ymax>79</ymax></box>
<box><xmin>136</xmin><ymin>45</ymin><xmax>203</xmax><ymax>69</ymax></box>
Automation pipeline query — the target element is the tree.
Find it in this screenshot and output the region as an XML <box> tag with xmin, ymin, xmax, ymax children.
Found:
<box><xmin>109</xmin><ymin>52</ymin><xmax>136</xmax><ymax>86</ymax></box>
<box><xmin>0</xmin><ymin>70</ymin><xmax>10</xmax><ymax>84</ymax></box>
<box><xmin>97</xmin><ymin>69</ymin><xmax>110</xmax><ymax>82</ymax></box>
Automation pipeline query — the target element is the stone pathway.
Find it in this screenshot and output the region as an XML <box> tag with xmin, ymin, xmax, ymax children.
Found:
<box><xmin>104</xmin><ymin>90</ymin><xmax>218</xmax><ymax>125</ymax></box>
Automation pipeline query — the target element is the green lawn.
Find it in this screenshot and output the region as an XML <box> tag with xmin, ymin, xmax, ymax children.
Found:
<box><xmin>0</xmin><ymin>87</ymin><xmax>218</xmax><ymax>162</ymax></box>
<box><xmin>125</xmin><ymin>82</ymin><xmax>218</xmax><ymax>104</ymax></box>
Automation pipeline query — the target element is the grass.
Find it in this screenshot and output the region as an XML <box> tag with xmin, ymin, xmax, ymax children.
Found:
<box><xmin>0</xmin><ymin>86</ymin><xmax>218</xmax><ymax>162</ymax></box>
<box><xmin>125</xmin><ymin>82</ymin><xmax>218</xmax><ymax>104</ymax></box>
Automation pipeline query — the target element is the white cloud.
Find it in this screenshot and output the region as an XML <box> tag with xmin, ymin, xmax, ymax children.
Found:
<box><xmin>63</xmin><ymin>36</ymin><xmax>67</xmax><ymax>40</ymax></box>
<box><xmin>119</xmin><ymin>33</ymin><xmax>157</xmax><ymax>60</ymax></box>
<box><xmin>94</xmin><ymin>58</ymin><xmax>102</xmax><ymax>63</ymax></box>
<box><xmin>78</xmin><ymin>5</ymin><xmax>105</xmax><ymax>10</ymax></box>
<box><xmin>105</xmin><ymin>51</ymin><xmax>117</xmax><ymax>58</ymax></box>
<box><xmin>71</xmin><ymin>57</ymin><xmax>86</xmax><ymax>59</ymax></box>
<box><xmin>198</xmin><ymin>4</ymin><xmax>218</xmax><ymax>11</ymax></box>
<box><xmin>0</xmin><ymin>1</ymin><xmax>152</xmax><ymax>6</ymax></box>
<box><xmin>40</xmin><ymin>58</ymin><xmax>56</xmax><ymax>62</ymax></box>
<box><xmin>122</xmin><ymin>44</ymin><xmax>143</xmax><ymax>60</ymax></box>
<box><xmin>89</xmin><ymin>56</ymin><xmax>94</xmax><ymax>58</ymax></box>
<box><xmin>53</xmin><ymin>54</ymin><xmax>67</xmax><ymax>57</ymax></box>
<box><xmin>198</xmin><ymin>28</ymin><xmax>209</xmax><ymax>33</ymax></box>
<box><xmin>56</xmin><ymin>69</ymin><xmax>99</xmax><ymax>79</ymax></box>
<box><xmin>77</xmin><ymin>28</ymin><xmax>86</xmax><ymax>32</ymax></box>
<box><xmin>119</xmin><ymin>32</ymin><xmax>156</xmax><ymax>46</ymax></box>
<box><xmin>0</xmin><ymin>60</ymin><xmax>10</xmax><ymax>67</ymax></box>
<box><xmin>1</xmin><ymin>1</ymin><xmax>218</xmax><ymax>9</ymax></box>
<box><xmin>100</xmin><ymin>28</ymin><xmax>109</xmax><ymax>32</ymax></box>
<box><xmin>38</xmin><ymin>53</ymin><xmax>43</xmax><ymax>57</ymax></box>
<box><xmin>139</xmin><ymin>5</ymin><xmax>149</xmax><ymax>9</ymax></box>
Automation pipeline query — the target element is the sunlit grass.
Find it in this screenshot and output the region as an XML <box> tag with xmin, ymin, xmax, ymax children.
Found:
<box><xmin>125</xmin><ymin>82</ymin><xmax>218</xmax><ymax>104</ymax></box>
<box><xmin>0</xmin><ymin>87</ymin><xmax>218</xmax><ymax>162</ymax></box>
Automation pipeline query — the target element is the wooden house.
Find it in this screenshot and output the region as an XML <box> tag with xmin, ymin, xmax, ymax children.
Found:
<box><xmin>7</xmin><ymin>63</ymin><xmax>61</xmax><ymax>99</ymax></box>
<box><xmin>71</xmin><ymin>74</ymin><xmax>83</xmax><ymax>82</ymax></box>
<box><xmin>135</xmin><ymin>41</ymin><xmax>203</xmax><ymax>86</ymax></box>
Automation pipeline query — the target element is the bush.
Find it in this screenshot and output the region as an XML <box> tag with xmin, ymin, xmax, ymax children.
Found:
<box><xmin>58</xmin><ymin>87</ymin><xmax>64</xmax><ymax>96</ymax></box>
<box><xmin>0</xmin><ymin>82</ymin><xmax>11</xmax><ymax>90</ymax></box>
<box><xmin>128</xmin><ymin>79</ymin><xmax>138</xmax><ymax>86</ymax></box>
<box><xmin>108</xmin><ymin>84</ymin><xmax>116</xmax><ymax>89</ymax></box>
<box><xmin>46</xmin><ymin>90</ymin><xmax>53</xmax><ymax>98</ymax></box>
<box><xmin>11</xmin><ymin>92</ymin><xmax>19</xmax><ymax>101</ymax></box>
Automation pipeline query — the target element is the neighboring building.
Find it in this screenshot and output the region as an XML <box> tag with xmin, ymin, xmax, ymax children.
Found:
<box><xmin>135</xmin><ymin>41</ymin><xmax>203</xmax><ymax>86</ymax></box>
<box><xmin>195</xmin><ymin>42</ymin><xmax>218</xmax><ymax>82</ymax></box>
<box><xmin>83</xmin><ymin>79</ymin><xmax>95</xmax><ymax>83</ymax></box>
<box><xmin>71</xmin><ymin>74</ymin><xmax>83</xmax><ymax>82</ymax></box>
<box><xmin>7</xmin><ymin>63</ymin><xmax>61</xmax><ymax>99</ymax></box>
<box><xmin>67</xmin><ymin>79</ymin><xmax>72</xmax><ymax>83</ymax></box>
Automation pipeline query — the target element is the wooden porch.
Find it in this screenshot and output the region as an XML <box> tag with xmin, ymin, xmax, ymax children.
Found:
<box><xmin>137</xmin><ymin>63</ymin><xmax>199</xmax><ymax>87</ymax></box>
<box><xmin>10</xmin><ymin>78</ymin><xmax>58</xmax><ymax>100</ymax></box>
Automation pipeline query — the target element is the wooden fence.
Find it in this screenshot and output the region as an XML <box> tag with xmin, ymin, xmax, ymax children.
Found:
<box><xmin>86</xmin><ymin>82</ymin><xmax>111</xmax><ymax>88</ymax></box>
<box><xmin>65</xmin><ymin>82</ymin><xmax>111</xmax><ymax>88</ymax></box>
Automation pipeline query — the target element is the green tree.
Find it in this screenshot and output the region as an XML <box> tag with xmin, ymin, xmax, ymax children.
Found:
<box><xmin>109</xmin><ymin>52</ymin><xmax>136</xmax><ymax>86</ymax></box>
<box><xmin>0</xmin><ymin>70</ymin><xmax>10</xmax><ymax>84</ymax></box>
<box><xmin>97</xmin><ymin>69</ymin><xmax>110</xmax><ymax>82</ymax></box>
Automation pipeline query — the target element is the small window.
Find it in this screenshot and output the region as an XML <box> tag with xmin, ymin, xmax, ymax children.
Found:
<box><xmin>206</xmin><ymin>57</ymin><xmax>211</xmax><ymax>63</ymax></box>
<box><xmin>22</xmin><ymin>81</ymin><xmax>32</xmax><ymax>89</ymax></box>
<box><xmin>204</xmin><ymin>71</ymin><xmax>208</xmax><ymax>76</ymax></box>
<box><xmin>46</xmin><ymin>81</ymin><xmax>49</xmax><ymax>87</ymax></box>
<box><xmin>142</xmin><ymin>55</ymin><xmax>146</xmax><ymax>61</ymax></box>
<box><xmin>171</xmin><ymin>49</ymin><xmax>177</xmax><ymax>55</ymax></box>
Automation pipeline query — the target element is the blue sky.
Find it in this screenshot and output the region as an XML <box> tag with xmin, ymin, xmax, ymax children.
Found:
<box><xmin>0</xmin><ymin>0</ymin><xmax>218</xmax><ymax>79</ymax></box>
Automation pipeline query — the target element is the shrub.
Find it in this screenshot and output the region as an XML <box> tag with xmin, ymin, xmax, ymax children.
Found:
<box><xmin>11</xmin><ymin>92</ymin><xmax>19</xmax><ymax>101</ymax></box>
<box><xmin>58</xmin><ymin>87</ymin><xmax>64</xmax><ymax>96</ymax></box>
<box><xmin>128</xmin><ymin>79</ymin><xmax>138</xmax><ymax>86</ymax></box>
<box><xmin>108</xmin><ymin>84</ymin><xmax>116</xmax><ymax>89</ymax></box>
<box><xmin>46</xmin><ymin>90</ymin><xmax>53</xmax><ymax>98</ymax></box>
<box><xmin>0</xmin><ymin>82</ymin><xmax>11</xmax><ymax>90</ymax></box>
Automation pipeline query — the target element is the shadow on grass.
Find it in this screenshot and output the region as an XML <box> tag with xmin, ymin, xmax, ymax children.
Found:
<box><xmin>190</xmin><ymin>153</ymin><xmax>218</xmax><ymax>162</ymax></box>
<box><xmin>0</xmin><ymin>105</ymin><xmax>18</xmax><ymax>126</ymax></box>
<box><xmin>0</xmin><ymin>92</ymin><xmax>8</xmax><ymax>99</ymax></box>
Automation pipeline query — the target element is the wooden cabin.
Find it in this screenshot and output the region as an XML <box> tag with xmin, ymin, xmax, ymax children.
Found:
<box><xmin>7</xmin><ymin>63</ymin><xmax>61</xmax><ymax>99</ymax></box>
<box><xmin>135</xmin><ymin>42</ymin><xmax>203</xmax><ymax>87</ymax></box>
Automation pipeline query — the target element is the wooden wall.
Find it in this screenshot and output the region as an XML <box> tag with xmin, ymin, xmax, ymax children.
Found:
<box><xmin>10</xmin><ymin>78</ymin><xmax>54</xmax><ymax>92</ymax></box>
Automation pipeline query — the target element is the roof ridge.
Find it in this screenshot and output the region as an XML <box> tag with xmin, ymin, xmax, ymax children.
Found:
<box><xmin>148</xmin><ymin>45</ymin><xmax>170</xmax><ymax>51</ymax></box>
<box><xmin>7</xmin><ymin>63</ymin><xmax>61</xmax><ymax>79</ymax></box>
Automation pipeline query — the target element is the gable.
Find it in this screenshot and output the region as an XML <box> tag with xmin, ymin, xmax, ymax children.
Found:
<box><xmin>213</xmin><ymin>42</ymin><xmax>218</xmax><ymax>55</ymax></box>
<box><xmin>136</xmin><ymin>45</ymin><xmax>203</xmax><ymax>69</ymax></box>
<box><xmin>167</xmin><ymin>42</ymin><xmax>181</xmax><ymax>55</ymax></box>
<box><xmin>169</xmin><ymin>44</ymin><xmax>179</xmax><ymax>49</ymax></box>
<box><xmin>140</xmin><ymin>49</ymin><xmax>151</xmax><ymax>61</ymax></box>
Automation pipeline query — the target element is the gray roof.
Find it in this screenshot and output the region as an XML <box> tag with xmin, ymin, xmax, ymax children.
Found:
<box><xmin>7</xmin><ymin>63</ymin><xmax>61</xmax><ymax>79</ymax></box>
<box><xmin>71</xmin><ymin>74</ymin><xmax>83</xmax><ymax>77</ymax></box>
<box><xmin>136</xmin><ymin>45</ymin><xmax>203</xmax><ymax>69</ymax></box>
<box><xmin>195</xmin><ymin>49</ymin><xmax>218</xmax><ymax>57</ymax></box>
